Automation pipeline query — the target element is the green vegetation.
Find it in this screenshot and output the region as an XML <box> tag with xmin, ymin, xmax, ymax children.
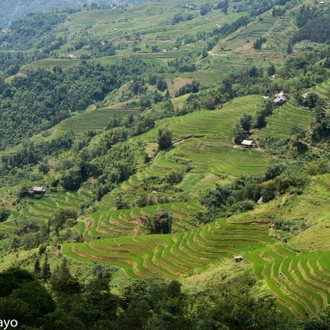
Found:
<box><xmin>2</xmin><ymin>0</ymin><xmax>330</xmax><ymax>327</ymax></box>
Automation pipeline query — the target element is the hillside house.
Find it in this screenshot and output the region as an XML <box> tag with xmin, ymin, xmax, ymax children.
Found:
<box><xmin>32</xmin><ymin>186</ymin><xmax>46</xmax><ymax>194</ymax></box>
<box><xmin>273</xmin><ymin>91</ymin><xmax>287</xmax><ymax>106</ymax></box>
<box><xmin>234</xmin><ymin>256</ymin><xmax>243</xmax><ymax>262</ymax></box>
<box><xmin>241</xmin><ymin>140</ymin><xmax>255</xmax><ymax>149</ymax></box>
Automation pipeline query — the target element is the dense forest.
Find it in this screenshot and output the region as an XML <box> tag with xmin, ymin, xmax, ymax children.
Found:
<box><xmin>0</xmin><ymin>265</ymin><xmax>308</xmax><ymax>330</ymax></box>
<box><xmin>0</xmin><ymin>57</ymin><xmax>152</xmax><ymax>145</ymax></box>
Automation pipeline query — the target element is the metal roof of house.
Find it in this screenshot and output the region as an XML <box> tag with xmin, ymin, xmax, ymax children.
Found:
<box><xmin>241</xmin><ymin>140</ymin><xmax>254</xmax><ymax>145</ymax></box>
<box><xmin>32</xmin><ymin>186</ymin><xmax>46</xmax><ymax>192</ymax></box>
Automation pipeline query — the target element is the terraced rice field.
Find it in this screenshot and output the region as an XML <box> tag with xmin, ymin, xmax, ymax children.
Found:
<box><xmin>64</xmin><ymin>213</ymin><xmax>330</xmax><ymax>318</ymax></box>
<box><xmin>22</xmin><ymin>58</ymin><xmax>81</xmax><ymax>70</ymax></box>
<box><xmin>15</xmin><ymin>190</ymin><xmax>89</xmax><ymax>221</ymax></box>
<box><xmin>129</xmin><ymin>95</ymin><xmax>272</xmax><ymax>178</ymax></box>
<box><xmin>258</xmin><ymin>78</ymin><xmax>330</xmax><ymax>140</ymax></box>
<box><xmin>310</xmin><ymin>78</ymin><xmax>330</xmax><ymax>100</ymax></box>
<box><xmin>53</xmin><ymin>108</ymin><xmax>139</xmax><ymax>134</ymax></box>
<box><xmin>63</xmin><ymin>217</ymin><xmax>274</xmax><ymax>279</ymax></box>
<box><xmin>83</xmin><ymin>201</ymin><xmax>203</xmax><ymax>239</ymax></box>
<box><xmin>257</xmin><ymin>99</ymin><xmax>314</xmax><ymax>139</ymax></box>
<box><xmin>0</xmin><ymin>189</ymin><xmax>91</xmax><ymax>236</ymax></box>
<box><xmin>135</xmin><ymin>95</ymin><xmax>265</xmax><ymax>144</ymax></box>
<box><xmin>173</xmin><ymin>142</ymin><xmax>270</xmax><ymax>175</ymax></box>
<box><xmin>247</xmin><ymin>246</ymin><xmax>330</xmax><ymax>318</ymax></box>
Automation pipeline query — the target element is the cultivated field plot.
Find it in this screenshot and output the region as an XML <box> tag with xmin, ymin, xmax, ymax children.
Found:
<box><xmin>64</xmin><ymin>173</ymin><xmax>330</xmax><ymax>318</ymax></box>
<box><xmin>53</xmin><ymin>108</ymin><xmax>139</xmax><ymax>134</ymax></box>
<box><xmin>257</xmin><ymin>100</ymin><xmax>314</xmax><ymax>139</ymax></box>
<box><xmin>310</xmin><ymin>78</ymin><xmax>330</xmax><ymax>100</ymax></box>
<box><xmin>257</xmin><ymin>78</ymin><xmax>330</xmax><ymax>139</ymax></box>
<box><xmin>173</xmin><ymin>141</ymin><xmax>270</xmax><ymax>175</ymax></box>
<box><xmin>130</xmin><ymin>95</ymin><xmax>271</xmax><ymax>177</ymax></box>
<box><xmin>83</xmin><ymin>201</ymin><xmax>202</xmax><ymax>239</ymax></box>
<box><xmin>11</xmin><ymin>190</ymin><xmax>89</xmax><ymax>223</ymax></box>
<box><xmin>64</xmin><ymin>213</ymin><xmax>330</xmax><ymax>318</ymax></box>
<box><xmin>135</xmin><ymin>95</ymin><xmax>264</xmax><ymax>144</ymax></box>
<box><xmin>64</xmin><ymin>217</ymin><xmax>274</xmax><ymax>279</ymax></box>
<box><xmin>22</xmin><ymin>58</ymin><xmax>80</xmax><ymax>70</ymax></box>
<box><xmin>247</xmin><ymin>247</ymin><xmax>330</xmax><ymax>319</ymax></box>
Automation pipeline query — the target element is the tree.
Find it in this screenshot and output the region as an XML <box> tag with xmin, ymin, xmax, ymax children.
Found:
<box><xmin>136</xmin><ymin>194</ymin><xmax>147</xmax><ymax>207</ymax></box>
<box><xmin>240</xmin><ymin>114</ymin><xmax>253</xmax><ymax>131</ymax></box>
<box><xmin>261</xmin><ymin>180</ymin><xmax>277</xmax><ymax>202</ymax></box>
<box><xmin>80</xmin><ymin>278</ymin><xmax>119</xmax><ymax>327</ymax></box>
<box><xmin>172</xmin><ymin>13</ymin><xmax>184</xmax><ymax>25</ymax></box>
<box><xmin>253</xmin><ymin>111</ymin><xmax>266</xmax><ymax>129</ymax></box>
<box><xmin>51</xmin><ymin>258</ymin><xmax>81</xmax><ymax>298</ymax></box>
<box><xmin>33</xmin><ymin>258</ymin><xmax>41</xmax><ymax>278</ymax></box>
<box><xmin>41</xmin><ymin>255</ymin><xmax>51</xmax><ymax>282</ymax></box>
<box><xmin>253</xmin><ymin>37</ymin><xmax>266</xmax><ymax>50</ymax></box>
<box><xmin>144</xmin><ymin>209</ymin><xmax>172</xmax><ymax>234</ymax></box>
<box><xmin>0</xmin><ymin>268</ymin><xmax>55</xmax><ymax>327</ymax></box>
<box><xmin>233</xmin><ymin>114</ymin><xmax>252</xmax><ymax>143</ymax></box>
<box><xmin>157</xmin><ymin>78</ymin><xmax>167</xmax><ymax>92</ymax></box>
<box><xmin>222</xmin><ymin>0</ymin><xmax>229</xmax><ymax>14</ymax></box>
<box><xmin>92</xmin><ymin>262</ymin><xmax>112</xmax><ymax>280</ymax></box>
<box><xmin>267</xmin><ymin>63</ymin><xmax>276</xmax><ymax>76</ymax></box>
<box><xmin>202</xmin><ymin>47</ymin><xmax>208</xmax><ymax>58</ymax></box>
<box><xmin>200</xmin><ymin>4</ymin><xmax>210</xmax><ymax>16</ymax></box>
<box><xmin>61</xmin><ymin>166</ymin><xmax>83</xmax><ymax>191</ymax></box>
<box><xmin>0</xmin><ymin>209</ymin><xmax>10</xmax><ymax>222</ymax></box>
<box><xmin>52</xmin><ymin>208</ymin><xmax>78</xmax><ymax>232</ymax></box>
<box><xmin>168</xmin><ymin>280</ymin><xmax>182</xmax><ymax>298</ymax></box>
<box><xmin>306</xmin><ymin>92</ymin><xmax>318</xmax><ymax>108</ymax></box>
<box><xmin>157</xmin><ymin>128</ymin><xmax>172</xmax><ymax>150</ymax></box>
<box><xmin>18</xmin><ymin>186</ymin><xmax>31</xmax><ymax>199</ymax></box>
<box><xmin>115</xmin><ymin>193</ymin><xmax>128</xmax><ymax>210</ymax></box>
<box><xmin>265</xmin><ymin>163</ymin><xmax>285</xmax><ymax>180</ymax></box>
<box><xmin>290</xmin><ymin>124</ymin><xmax>305</xmax><ymax>141</ymax></box>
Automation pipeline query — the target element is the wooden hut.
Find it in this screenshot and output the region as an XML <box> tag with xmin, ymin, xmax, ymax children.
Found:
<box><xmin>241</xmin><ymin>140</ymin><xmax>254</xmax><ymax>149</ymax></box>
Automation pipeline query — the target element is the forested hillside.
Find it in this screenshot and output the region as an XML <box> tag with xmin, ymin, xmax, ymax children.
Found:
<box><xmin>2</xmin><ymin>0</ymin><xmax>330</xmax><ymax>328</ymax></box>
<box><xmin>0</xmin><ymin>0</ymin><xmax>146</xmax><ymax>28</ymax></box>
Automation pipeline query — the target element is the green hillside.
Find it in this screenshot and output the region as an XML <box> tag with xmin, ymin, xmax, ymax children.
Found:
<box><xmin>0</xmin><ymin>0</ymin><xmax>143</xmax><ymax>28</ymax></box>
<box><xmin>2</xmin><ymin>0</ymin><xmax>330</xmax><ymax>327</ymax></box>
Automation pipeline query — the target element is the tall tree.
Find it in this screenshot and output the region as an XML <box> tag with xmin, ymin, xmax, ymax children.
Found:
<box><xmin>157</xmin><ymin>128</ymin><xmax>172</xmax><ymax>150</ymax></box>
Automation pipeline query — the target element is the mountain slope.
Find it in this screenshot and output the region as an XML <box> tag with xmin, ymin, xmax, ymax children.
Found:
<box><xmin>0</xmin><ymin>0</ymin><xmax>144</xmax><ymax>28</ymax></box>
